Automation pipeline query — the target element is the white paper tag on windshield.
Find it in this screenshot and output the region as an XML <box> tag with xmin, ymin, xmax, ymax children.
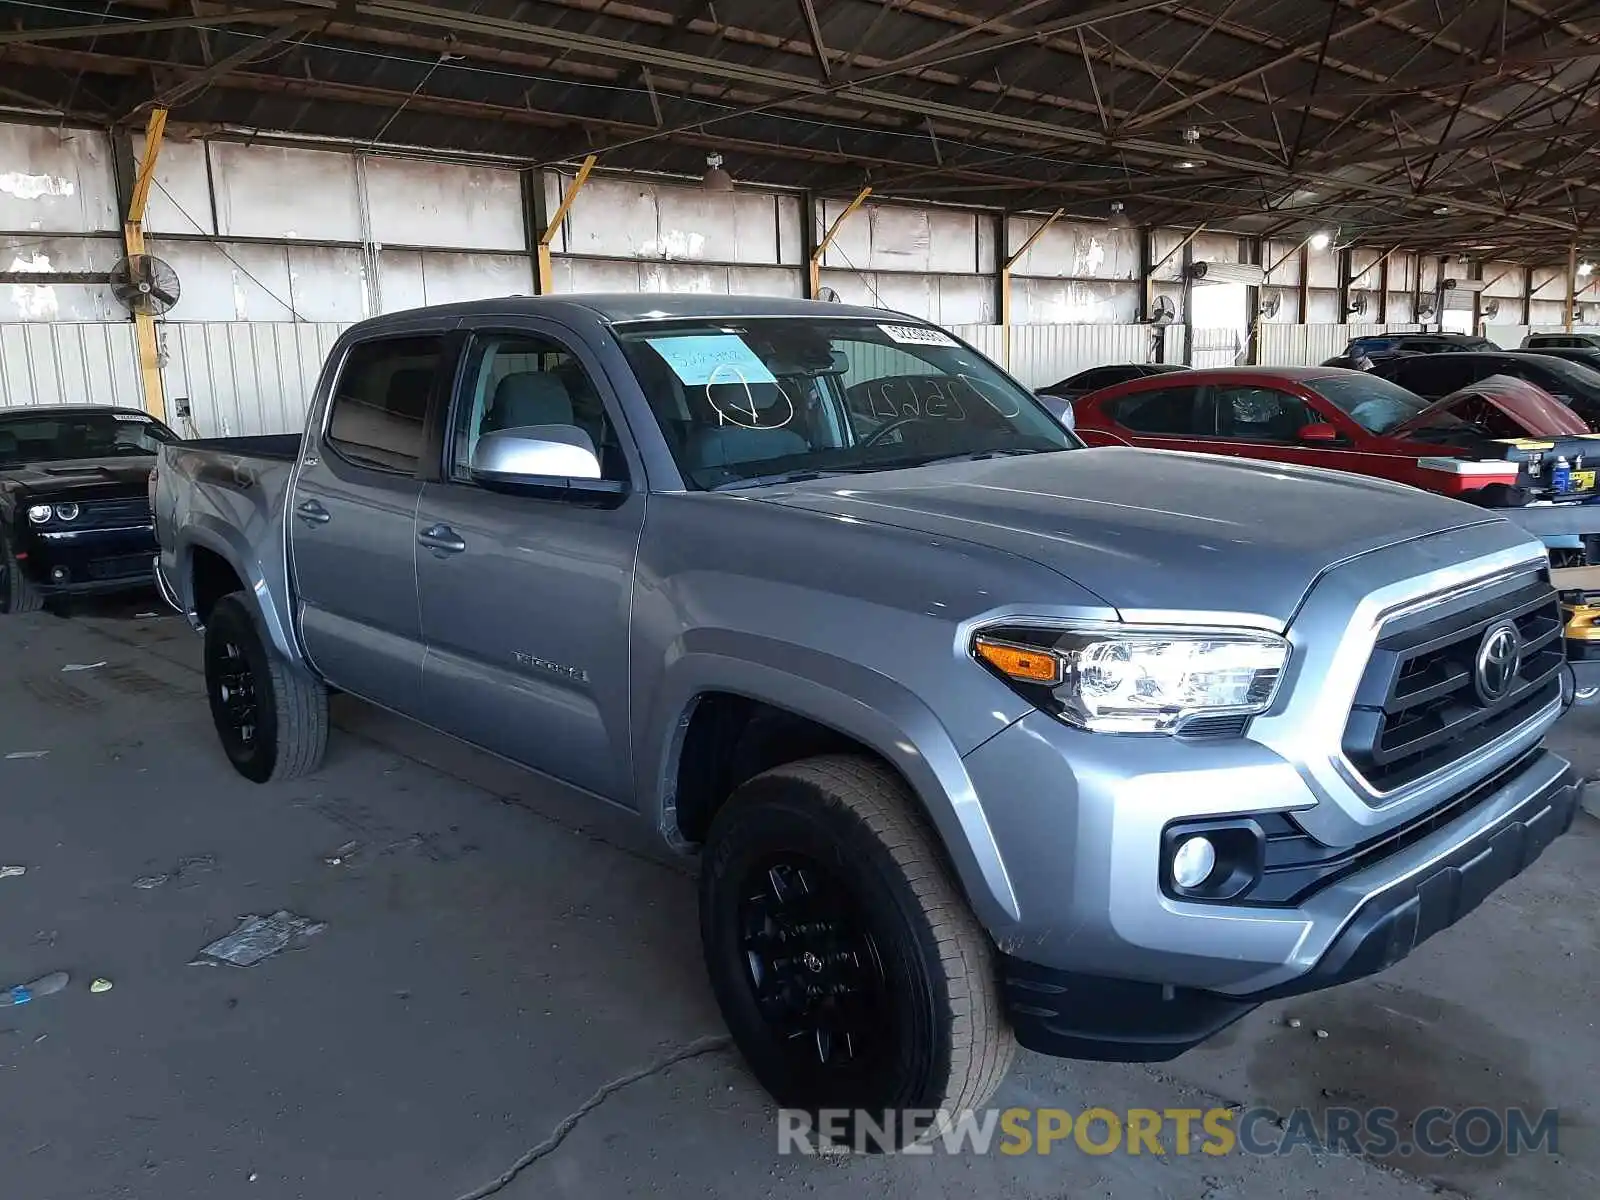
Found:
<box><xmin>879</xmin><ymin>324</ymin><xmax>957</xmax><ymax>348</ymax></box>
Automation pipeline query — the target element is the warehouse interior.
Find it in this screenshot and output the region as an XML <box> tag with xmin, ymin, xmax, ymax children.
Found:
<box><xmin>3</xmin><ymin>3</ymin><xmax>1600</xmax><ymax>1198</ymax></box>
<box><xmin>4</xmin><ymin>0</ymin><xmax>1600</xmax><ymax>431</ymax></box>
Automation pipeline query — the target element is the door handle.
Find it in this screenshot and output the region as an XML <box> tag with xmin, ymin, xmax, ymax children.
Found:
<box><xmin>295</xmin><ymin>499</ymin><xmax>331</xmax><ymax>526</ymax></box>
<box><xmin>417</xmin><ymin>523</ymin><xmax>466</xmax><ymax>555</ymax></box>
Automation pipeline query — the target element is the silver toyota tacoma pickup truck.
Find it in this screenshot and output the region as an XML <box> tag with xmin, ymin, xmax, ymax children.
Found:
<box><xmin>153</xmin><ymin>295</ymin><xmax>1578</xmax><ymax>1135</ymax></box>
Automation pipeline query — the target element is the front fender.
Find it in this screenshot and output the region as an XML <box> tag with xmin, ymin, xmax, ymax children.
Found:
<box><xmin>639</xmin><ymin>628</ymin><xmax>1023</xmax><ymax>933</ymax></box>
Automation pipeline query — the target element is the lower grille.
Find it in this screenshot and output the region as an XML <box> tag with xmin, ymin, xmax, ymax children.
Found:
<box><xmin>1251</xmin><ymin>751</ymin><xmax>1536</xmax><ymax>905</ymax></box>
<box><xmin>86</xmin><ymin>554</ymin><xmax>151</xmax><ymax>580</ymax></box>
<box><xmin>1342</xmin><ymin>578</ymin><xmax>1563</xmax><ymax>793</ymax></box>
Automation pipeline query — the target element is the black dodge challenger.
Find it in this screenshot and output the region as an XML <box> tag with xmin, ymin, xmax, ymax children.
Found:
<box><xmin>0</xmin><ymin>405</ymin><xmax>179</xmax><ymax>614</ymax></box>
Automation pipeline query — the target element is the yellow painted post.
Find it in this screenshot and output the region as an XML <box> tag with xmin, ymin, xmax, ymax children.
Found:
<box><xmin>808</xmin><ymin>186</ymin><xmax>872</xmax><ymax>299</ymax></box>
<box><xmin>1001</xmin><ymin>208</ymin><xmax>1062</xmax><ymax>371</ymax></box>
<box><xmin>537</xmin><ymin>155</ymin><xmax>596</xmax><ymax>294</ymax></box>
<box><xmin>126</xmin><ymin>108</ymin><xmax>168</xmax><ymax>422</ymax></box>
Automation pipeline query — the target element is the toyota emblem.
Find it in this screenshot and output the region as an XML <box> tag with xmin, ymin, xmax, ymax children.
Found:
<box><xmin>1474</xmin><ymin>621</ymin><xmax>1522</xmax><ymax>705</ymax></box>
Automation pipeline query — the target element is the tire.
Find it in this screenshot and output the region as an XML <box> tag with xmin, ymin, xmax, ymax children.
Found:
<box><xmin>204</xmin><ymin>592</ymin><xmax>328</xmax><ymax>783</ymax></box>
<box><xmin>701</xmin><ymin>755</ymin><xmax>1015</xmax><ymax>1148</ymax></box>
<box><xmin>0</xmin><ymin>537</ymin><xmax>43</xmax><ymax>615</ymax></box>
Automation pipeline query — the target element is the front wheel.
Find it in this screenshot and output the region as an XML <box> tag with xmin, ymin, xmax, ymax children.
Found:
<box><xmin>204</xmin><ymin>592</ymin><xmax>328</xmax><ymax>783</ymax></box>
<box><xmin>700</xmin><ymin>756</ymin><xmax>1015</xmax><ymax>1148</ymax></box>
<box><xmin>0</xmin><ymin>538</ymin><xmax>43</xmax><ymax>615</ymax></box>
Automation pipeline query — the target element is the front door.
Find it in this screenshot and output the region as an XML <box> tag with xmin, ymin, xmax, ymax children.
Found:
<box><xmin>290</xmin><ymin>331</ymin><xmax>449</xmax><ymax>716</ymax></box>
<box><xmin>413</xmin><ymin>324</ymin><xmax>645</xmax><ymax>802</ymax></box>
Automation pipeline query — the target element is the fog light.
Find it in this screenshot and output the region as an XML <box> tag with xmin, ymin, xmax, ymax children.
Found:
<box><xmin>1171</xmin><ymin>836</ymin><xmax>1217</xmax><ymax>890</ymax></box>
<box><xmin>50</xmin><ymin>566</ymin><xmax>68</xmax><ymax>583</ymax></box>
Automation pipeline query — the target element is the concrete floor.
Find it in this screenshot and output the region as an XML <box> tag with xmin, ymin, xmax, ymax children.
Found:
<box><xmin>0</xmin><ymin>599</ymin><xmax>1595</xmax><ymax>1200</ymax></box>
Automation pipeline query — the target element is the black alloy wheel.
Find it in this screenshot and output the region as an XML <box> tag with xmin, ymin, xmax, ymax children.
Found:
<box><xmin>738</xmin><ymin>855</ymin><xmax>892</xmax><ymax>1073</ymax></box>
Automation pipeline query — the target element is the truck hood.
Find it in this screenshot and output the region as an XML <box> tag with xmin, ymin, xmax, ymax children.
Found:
<box><xmin>752</xmin><ymin>448</ymin><xmax>1498</xmax><ymax>626</ymax></box>
<box><xmin>0</xmin><ymin>456</ymin><xmax>157</xmax><ymax>501</ymax></box>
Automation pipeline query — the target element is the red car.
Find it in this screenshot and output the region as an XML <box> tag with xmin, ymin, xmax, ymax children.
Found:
<box><xmin>1071</xmin><ymin>366</ymin><xmax>1593</xmax><ymax>498</ymax></box>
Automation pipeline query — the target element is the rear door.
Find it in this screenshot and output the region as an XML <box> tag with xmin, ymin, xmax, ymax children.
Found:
<box><xmin>412</xmin><ymin>322</ymin><xmax>645</xmax><ymax>802</ymax></box>
<box><xmin>290</xmin><ymin>329</ymin><xmax>454</xmax><ymax>716</ymax></box>
<box><xmin>1097</xmin><ymin>383</ymin><xmax>1206</xmax><ymax>449</ymax></box>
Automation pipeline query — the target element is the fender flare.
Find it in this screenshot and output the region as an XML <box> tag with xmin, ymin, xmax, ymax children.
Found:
<box><xmin>641</xmin><ymin>629</ymin><xmax>1022</xmax><ymax>929</ymax></box>
<box><xmin>174</xmin><ymin>517</ymin><xmax>299</xmax><ymax>666</ymax></box>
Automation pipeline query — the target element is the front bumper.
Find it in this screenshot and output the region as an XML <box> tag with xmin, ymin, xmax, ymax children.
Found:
<box><xmin>991</xmin><ymin>747</ymin><xmax>1576</xmax><ymax>1061</ymax></box>
<box><xmin>21</xmin><ymin>524</ymin><xmax>158</xmax><ymax>595</ymax></box>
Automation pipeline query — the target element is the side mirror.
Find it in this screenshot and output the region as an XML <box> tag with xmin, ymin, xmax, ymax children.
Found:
<box><xmin>1297</xmin><ymin>422</ymin><xmax>1341</xmax><ymax>443</ymax></box>
<box><xmin>1036</xmin><ymin>393</ymin><xmax>1076</xmax><ymax>431</ymax></box>
<box><xmin>469</xmin><ymin>425</ymin><xmax>625</xmax><ymax>497</ymax></box>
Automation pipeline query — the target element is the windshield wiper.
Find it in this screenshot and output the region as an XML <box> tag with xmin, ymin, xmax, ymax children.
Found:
<box><xmin>710</xmin><ymin>469</ymin><xmax>841</xmax><ymax>492</ymax></box>
<box><xmin>877</xmin><ymin>447</ymin><xmax>1049</xmax><ymax>470</ymax></box>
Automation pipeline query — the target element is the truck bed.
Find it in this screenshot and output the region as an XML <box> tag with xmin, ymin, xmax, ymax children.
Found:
<box><xmin>177</xmin><ymin>434</ymin><xmax>301</xmax><ymax>460</ymax></box>
<box><xmin>153</xmin><ymin>435</ymin><xmax>301</xmax><ymax>645</ymax></box>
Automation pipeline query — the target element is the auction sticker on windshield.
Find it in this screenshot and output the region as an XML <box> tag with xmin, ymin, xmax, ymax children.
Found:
<box><xmin>880</xmin><ymin>324</ymin><xmax>957</xmax><ymax>347</ymax></box>
<box><xmin>646</xmin><ymin>334</ymin><xmax>777</xmax><ymax>386</ymax></box>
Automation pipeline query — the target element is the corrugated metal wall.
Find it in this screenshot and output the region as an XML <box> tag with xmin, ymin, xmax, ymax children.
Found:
<box><xmin>160</xmin><ymin>322</ymin><xmax>349</xmax><ymax>437</ymax></box>
<box><xmin>7</xmin><ymin>316</ymin><xmax>1476</xmax><ymax>432</ymax></box>
<box><xmin>1257</xmin><ymin>323</ymin><xmax>1423</xmax><ymax>365</ymax></box>
<box><xmin>1011</xmin><ymin>324</ymin><xmax>1152</xmax><ymax>387</ymax></box>
<box><xmin>1484</xmin><ymin>325</ymin><xmax>1600</xmax><ymax>348</ymax></box>
<box><xmin>0</xmin><ymin>322</ymin><xmax>142</xmax><ymax>408</ymax></box>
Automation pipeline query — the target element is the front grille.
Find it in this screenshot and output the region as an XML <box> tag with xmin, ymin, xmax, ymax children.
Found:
<box><xmin>73</xmin><ymin>497</ymin><xmax>151</xmax><ymax>529</ymax></box>
<box><xmin>1342</xmin><ymin>578</ymin><xmax>1563</xmax><ymax>793</ymax></box>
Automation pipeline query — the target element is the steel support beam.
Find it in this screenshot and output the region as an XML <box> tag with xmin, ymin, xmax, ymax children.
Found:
<box><xmin>536</xmin><ymin>155</ymin><xmax>595</xmax><ymax>295</ymax></box>
<box><xmin>1568</xmin><ymin>243</ymin><xmax>1579</xmax><ymax>332</ymax></box>
<box><xmin>1000</xmin><ymin>208</ymin><xmax>1062</xmax><ymax>368</ymax></box>
<box><xmin>0</xmin><ymin>7</ymin><xmax>306</xmax><ymax>45</ymax></box>
<box><xmin>122</xmin><ymin>106</ymin><xmax>170</xmax><ymax>423</ymax></box>
<box><xmin>808</xmin><ymin>186</ymin><xmax>872</xmax><ymax>300</ymax></box>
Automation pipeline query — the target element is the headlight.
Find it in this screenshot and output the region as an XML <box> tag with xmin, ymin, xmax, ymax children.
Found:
<box><xmin>973</xmin><ymin>625</ymin><xmax>1289</xmax><ymax>734</ymax></box>
<box><xmin>54</xmin><ymin>502</ymin><xmax>80</xmax><ymax>522</ymax></box>
<box><xmin>27</xmin><ymin>504</ymin><xmax>53</xmax><ymax>524</ymax></box>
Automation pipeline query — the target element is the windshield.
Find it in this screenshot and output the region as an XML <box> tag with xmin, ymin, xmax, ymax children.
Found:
<box><xmin>614</xmin><ymin>318</ymin><xmax>1076</xmax><ymax>489</ymax></box>
<box><xmin>0</xmin><ymin>410</ymin><xmax>176</xmax><ymax>465</ymax></box>
<box><xmin>1307</xmin><ymin>373</ymin><xmax>1432</xmax><ymax>433</ymax></box>
<box><xmin>1527</xmin><ymin>356</ymin><xmax>1600</xmax><ymax>395</ymax></box>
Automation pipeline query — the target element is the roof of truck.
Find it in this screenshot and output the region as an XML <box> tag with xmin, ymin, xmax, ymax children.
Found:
<box><xmin>351</xmin><ymin>293</ymin><xmax>909</xmax><ymax>329</ymax></box>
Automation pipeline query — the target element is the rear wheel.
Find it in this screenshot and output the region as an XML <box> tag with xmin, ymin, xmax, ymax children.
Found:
<box><xmin>0</xmin><ymin>538</ymin><xmax>42</xmax><ymax>615</ymax></box>
<box><xmin>204</xmin><ymin>592</ymin><xmax>327</xmax><ymax>782</ymax></box>
<box><xmin>700</xmin><ymin>755</ymin><xmax>1014</xmax><ymax>1149</ymax></box>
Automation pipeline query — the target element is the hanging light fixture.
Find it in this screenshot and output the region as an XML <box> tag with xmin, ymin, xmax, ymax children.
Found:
<box><xmin>1108</xmin><ymin>200</ymin><xmax>1130</xmax><ymax>228</ymax></box>
<box><xmin>702</xmin><ymin>152</ymin><xmax>734</xmax><ymax>192</ymax></box>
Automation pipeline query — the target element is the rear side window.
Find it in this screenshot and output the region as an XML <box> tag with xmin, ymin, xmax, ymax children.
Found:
<box><xmin>1378</xmin><ymin>356</ymin><xmax>1478</xmax><ymax>397</ymax></box>
<box><xmin>1109</xmin><ymin>386</ymin><xmax>1200</xmax><ymax>435</ymax></box>
<box><xmin>325</xmin><ymin>335</ymin><xmax>445</xmax><ymax>473</ymax></box>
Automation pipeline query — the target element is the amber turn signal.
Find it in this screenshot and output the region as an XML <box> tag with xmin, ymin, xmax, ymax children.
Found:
<box><xmin>974</xmin><ymin>636</ymin><xmax>1061</xmax><ymax>685</ymax></box>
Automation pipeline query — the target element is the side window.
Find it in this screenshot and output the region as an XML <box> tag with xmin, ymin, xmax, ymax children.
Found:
<box><xmin>1211</xmin><ymin>386</ymin><xmax>1314</xmax><ymax>441</ymax></box>
<box><xmin>1110</xmin><ymin>387</ymin><xmax>1200</xmax><ymax>435</ymax></box>
<box><xmin>1401</xmin><ymin>359</ymin><xmax>1472</xmax><ymax>397</ymax></box>
<box><xmin>1072</xmin><ymin>368</ymin><xmax>1115</xmax><ymax>390</ymax></box>
<box><xmin>450</xmin><ymin>333</ymin><xmax>629</xmax><ymax>484</ymax></box>
<box><xmin>325</xmin><ymin>335</ymin><xmax>444</xmax><ymax>473</ymax></box>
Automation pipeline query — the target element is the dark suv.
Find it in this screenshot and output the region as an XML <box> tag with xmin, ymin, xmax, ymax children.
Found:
<box><xmin>1344</xmin><ymin>333</ymin><xmax>1497</xmax><ymax>358</ymax></box>
<box><xmin>1523</xmin><ymin>332</ymin><xmax>1600</xmax><ymax>351</ymax></box>
<box><xmin>1370</xmin><ymin>351</ymin><xmax>1600</xmax><ymax>428</ymax></box>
